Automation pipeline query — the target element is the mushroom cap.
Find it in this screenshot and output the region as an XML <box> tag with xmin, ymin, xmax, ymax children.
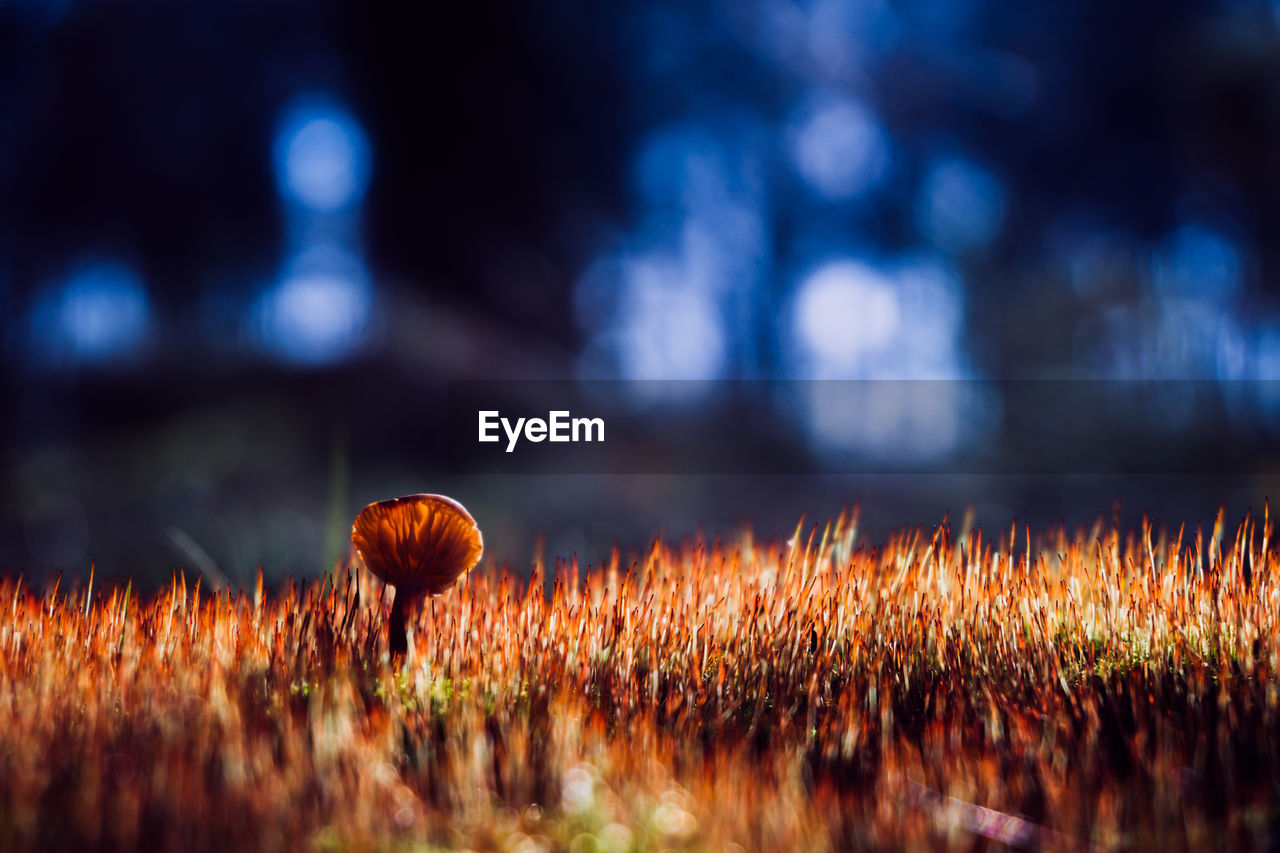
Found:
<box><xmin>351</xmin><ymin>493</ymin><xmax>483</xmax><ymax>593</ymax></box>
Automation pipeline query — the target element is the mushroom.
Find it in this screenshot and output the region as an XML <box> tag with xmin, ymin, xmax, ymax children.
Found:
<box><xmin>350</xmin><ymin>493</ymin><xmax>483</xmax><ymax>656</ymax></box>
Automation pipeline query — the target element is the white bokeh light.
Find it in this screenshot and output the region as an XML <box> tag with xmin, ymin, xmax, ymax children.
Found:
<box><xmin>788</xmin><ymin>255</ymin><xmax>979</xmax><ymax>460</ymax></box>
<box><xmin>29</xmin><ymin>259</ymin><xmax>152</xmax><ymax>365</ymax></box>
<box><xmin>272</xmin><ymin>96</ymin><xmax>372</xmax><ymax>212</ymax></box>
<box><xmin>615</xmin><ymin>256</ymin><xmax>727</xmax><ymax>380</ymax></box>
<box><xmin>790</xmin><ymin>97</ymin><xmax>892</xmax><ymax>200</ymax></box>
<box><xmin>256</xmin><ymin>246</ymin><xmax>373</xmax><ymax>365</ymax></box>
<box><xmin>793</xmin><ymin>260</ymin><xmax>899</xmax><ymax>370</ymax></box>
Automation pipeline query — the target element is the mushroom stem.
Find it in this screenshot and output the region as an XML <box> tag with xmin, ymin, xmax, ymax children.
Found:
<box><xmin>388</xmin><ymin>587</ymin><xmax>410</xmax><ymax>657</ymax></box>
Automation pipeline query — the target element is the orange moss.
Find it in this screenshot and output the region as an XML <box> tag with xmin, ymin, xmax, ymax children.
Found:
<box><xmin>0</xmin><ymin>507</ymin><xmax>1278</xmax><ymax>850</ymax></box>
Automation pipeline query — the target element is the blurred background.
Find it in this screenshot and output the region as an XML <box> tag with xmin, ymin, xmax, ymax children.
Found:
<box><xmin>4</xmin><ymin>0</ymin><xmax>1280</xmax><ymax>585</ymax></box>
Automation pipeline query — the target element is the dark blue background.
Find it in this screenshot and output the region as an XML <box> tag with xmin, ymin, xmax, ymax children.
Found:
<box><xmin>3</xmin><ymin>0</ymin><xmax>1279</xmax><ymax>584</ymax></box>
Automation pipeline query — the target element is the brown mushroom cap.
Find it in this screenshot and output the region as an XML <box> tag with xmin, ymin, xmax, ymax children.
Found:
<box><xmin>351</xmin><ymin>494</ymin><xmax>483</xmax><ymax>594</ymax></box>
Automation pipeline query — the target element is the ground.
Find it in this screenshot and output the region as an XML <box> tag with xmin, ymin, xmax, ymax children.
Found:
<box><xmin>1</xmin><ymin>509</ymin><xmax>1277</xmax><ymax>851</ymax></box>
